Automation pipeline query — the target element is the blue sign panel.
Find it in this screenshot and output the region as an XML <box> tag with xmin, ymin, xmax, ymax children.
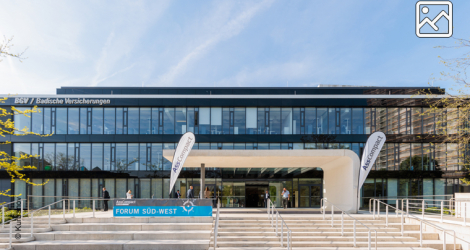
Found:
<box><xmin>113</xmin><ymin>205</ymin><xmax>212</xmax><ymax>217</ymax></box>
<box><xmin>112</xmin><ymin>199</ymin><xmax>213</xmax><ymax>217</ymax></box>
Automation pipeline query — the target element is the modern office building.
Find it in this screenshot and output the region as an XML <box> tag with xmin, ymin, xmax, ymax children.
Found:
<box><xmin>1</xmin><ymin>86</ymin><xmax>466</xmax><ymax>209</ymax></box>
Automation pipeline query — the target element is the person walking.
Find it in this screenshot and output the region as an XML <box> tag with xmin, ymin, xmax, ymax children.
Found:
<box><xmin>187</xmin><ymin>186</ymin><xmax>194</xmax><ymax>198</ymax></box>
<box><xmin>102</xmin><ymin>187</ymin><xmax>110</xmax><ymax>211</ymax></box>
<box><xmin>281</xmin><ymin>187</ymin><xmax>290</xmax><ymax>209</ymax></box>
<box><xmin>204</xmin><ymin>187</ymin><xmax>211</xmax><ymax>199</ymax></box>
<box><xmin>264</xmin><ymin>190</ymin><xmax>270</xmax><ymax>208</ymax></box>
<box><xmin>126</xmin><ymin>190</ymin><xmax>133</xmax><ymax>199</ymax></box>
<box><xmin>174</xmin><ymin>190</ymin><xmax>181</xmax><ymax>198</ymax></box>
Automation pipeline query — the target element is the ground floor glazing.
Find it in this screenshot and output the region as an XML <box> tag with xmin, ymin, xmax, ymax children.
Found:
<box><xmin>4</xmin><ymin>176</ymin><xmax>468</xmax><ymax>209</ymax></box>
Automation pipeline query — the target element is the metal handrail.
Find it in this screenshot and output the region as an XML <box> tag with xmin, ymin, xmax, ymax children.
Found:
<box><xmin>267</xmin><ymin>199</ymin><xmax>292</xmax><ymax>250</ymax></box>
<box><xmin>2</xmin><ymin>199</ymin><xmax>26</xmax><ymax>228</ymax></box>
<box><xmin>213</xmin><ymin>199</ymin><xmax>220</xmax><ymax>249</ymax></box>
<box><xmin>7</xmin><ymin>199</ymin><xmax>67</xmax><ymax>249</ymax></box>
<box><xmin>322</xmin><ymin>198</ymin><xmax>377</xmax><ymax>250</ymax></box>
<box><xmin>370</xmin><ymin>198</ymin><xmax>464</xmax><ymax>250</ymax></box>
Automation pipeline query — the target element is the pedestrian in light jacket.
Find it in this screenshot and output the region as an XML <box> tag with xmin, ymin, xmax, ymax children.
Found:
<box><xmin>187</xmin><ymin>186</ymin><xmax>194</xmax><ymax>198</ymax></box>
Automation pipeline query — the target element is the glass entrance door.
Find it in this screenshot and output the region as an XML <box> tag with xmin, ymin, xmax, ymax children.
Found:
<box><xmin>299</xmin><ymin>184</ymin><xmax>322</xmax><ymax>208</ymax></box>
<box><xmin>193</xmin><ymin>184</ymin><xmax>216</xmax><ymax>199</ymax></box>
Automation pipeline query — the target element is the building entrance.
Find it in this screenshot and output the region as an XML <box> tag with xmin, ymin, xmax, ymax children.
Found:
<box><xmin>245</xmin><ymin>185</ymin><xmax>268</xmax><ymax>207</ymax></box>
<box><xmin>299</xmin><ymin>184</ymin><xmax>322</xmax><ymax>208</ymax></box>
<box><xmin>192</xmin><ymin>184</ymin><xmax>216</xmax><ymax>199</ymax></box>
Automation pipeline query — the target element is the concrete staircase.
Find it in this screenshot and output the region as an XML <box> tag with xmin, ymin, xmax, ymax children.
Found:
<box><xmin>210</xmin><ymin>215</ymin><xmax>461</xmax><ymax>250</ymax></box>
<box><xmin>0</xmin><ymin>216</ymin><xmax>212</xmax><ymax>250</ymax></box>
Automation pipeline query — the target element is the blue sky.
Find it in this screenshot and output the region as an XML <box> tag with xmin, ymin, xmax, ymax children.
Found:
<box><xmin>1</xmin><ymin>0</ymin><xmax>469</xmax><ymax>94</ymax></box>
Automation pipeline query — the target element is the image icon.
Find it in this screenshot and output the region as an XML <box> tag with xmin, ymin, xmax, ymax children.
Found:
<box><xmin>416</xmin><ymin>1</ymin><xmax>452</xmax><ymax>38</ymax></box>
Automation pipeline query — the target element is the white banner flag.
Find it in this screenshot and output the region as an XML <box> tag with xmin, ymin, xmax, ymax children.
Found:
<box><xmin>169</xmin><ymin>132</ymin><xmax>195</xmax><ymax>194</ymax></box>
<box><xmin>358</xmin><ymin>132</ymin><xmax>386</xmax><ymax>190</ymax></box>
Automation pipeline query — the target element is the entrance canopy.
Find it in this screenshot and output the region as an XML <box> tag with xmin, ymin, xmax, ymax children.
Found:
<box><xmin>163</xmin><ymin>149</ymin><xmax>360</xmax><ymax>213</ymax></box>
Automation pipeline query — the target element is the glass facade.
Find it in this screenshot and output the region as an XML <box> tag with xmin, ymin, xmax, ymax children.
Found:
<box><xmin>4</xmin><ymin>86</ymin><xmax>467</xmax><ymax>208</ymax></box>
<box><xmin>13</xmin><ymin>106</ymin><xmax>459</xmax><ymax>136</ymax></box>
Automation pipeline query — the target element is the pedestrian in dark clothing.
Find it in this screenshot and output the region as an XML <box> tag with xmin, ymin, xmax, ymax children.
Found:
<box><xmin>102</xmin><ymin>187</ymin><xmax>110</xmax><ymax>211</ymax></box>
<box><xmin>187</xmin><ymin>186</ymin><xmax>194</xmax><ymax>198</ymax></box>
<box><xmin>264</xmin><ymin>190</ymin><xmax>270</xmax><ymax>208</ymax></box>
<box><xmin>174</xmin><ymin>190</ymin><xmax>181</xmax><ymax>198</ymax></box>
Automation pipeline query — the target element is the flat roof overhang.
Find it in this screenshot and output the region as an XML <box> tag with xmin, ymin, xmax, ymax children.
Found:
<box><xmin>163</xmin><ymin>149</ymin><xmax>349</xmax><ymax>168</ymax></box>
<box><xmin>163</xmin><ymin>149</ymin><xmax>360</xmax><ymax>213</ymax></box>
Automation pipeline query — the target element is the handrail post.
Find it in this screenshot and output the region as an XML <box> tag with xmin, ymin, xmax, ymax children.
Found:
<box><xmin>441</xmin><ymin>201</ymin><xmax>444</xmax><ymax>223</ymax></box>
<box><xmin>21</xmin><ymin>199</ymin><xmax>24</xmax><ymax>220</ymax></box>
<box><xmin>276</xmin><ymin>212</ymin><xmax>279</xmax><ymax>236</ymax></box>
<box><xmin>73</xmin><ymin>200</ymin><xmax>75</xmax><ymax>218</ymax></box>
<box><xmin>353</xmin><ymin>220</ymin><xmax>356</xmax><ymax>247</ymax></box>
<box><xmin>63</xmin><ymin>199</ymin><xmax>65</xmax><ymax>220</ymax></box>
<box><xmin>401</xmin><ymin>210</ymin><xmax>404</xmax><ymax>236</ymax></box>
<box><xmin>443</xmin><ymin>230</ymin><xmax>446</xmax><ymax>250</ymax></box>
<box><xmin>2</xmin><ymin>206</ymin><xmax>4</xmax><ymax>228</ymax></box>
<box><xmin>420</xmin><ymin>220</ymin><xmax>423</xmax><ymax>247</ymax></box>
<box><xmin>377</xmin><ymin>201</ymin><xmax>380</xmax><ymax>219</ymax></box>
<box><xmin>331</xmin><ymin>206</ymin><xmax>334</xmax><ymax>227</ymax></box>
<box><xmin>267</xmin><ymin>198</ymin><xmax>269</xmax><ymax>216</ymax></box>
<box><xmin>368</xmin><ymin>230</ymin><xmax>371</xmax><ymax>250</ymax></box>
<box><xmin>465</xmin><ymin>203</ymin><xmax>467</xmax><ymax>227</ymax></box>
<box><xmin>386</xmin><ymin>205</ymin><xmax>388</xmax><ymax>227</ymax></box>
<box><xmin>373</xmin><ymin>200</ymin><xmax>376</xmax><ymax>219</ymax></box>
<box><xmin>396</xmin><ymin>199</ymin><xmax>399</xmax><ymax>217</ymax></box>
<box><xmin>406</xmin><ymin>199</ymin><xmax>409</xmax><ymax>217</ymax></box>
<box><xmin>322</xmin><ymin>199</ymin><xmax>325</xmax><ymax>220</ymax></box>
<box><xmin>454</xmin><ymin>230</ymin><xmax>456</xmax><ymax>250</ymax></box>
<box><xmin>31</xmin><ymin>211</ymin><xmax>33</xmax><ymax>238</ymax></box>
<box><xmin>93</xmin><ymin>200</ymin><xmax>96</xmax><ymax>218</ymax></box>
<box><xmin>49</xmin><ymin>205</ymin><xmax>51</xmax><ymax>228</ymax></box>
<box><xmin>375</xmin><ymin>231</ymin><xmax>377</xmax><ymax>250</ymax></box>
<box><xmin>341</xmin><ymin>212</ymin><xmax>344</xmax><ymax>236</ymax></box>
<box><xmin>9</xmin><ymin>218</ymin><xmax>12</xmax><ymax>249</ymax></box>
<box><xmin>422</xmin><ymin>200</ymin><xmax>425</xmax><ymax>218</ymax></box>
<box><xmin>281</xmin><ymin>221</ymin><xmax>283</xmax><ymax>247</ymax></box>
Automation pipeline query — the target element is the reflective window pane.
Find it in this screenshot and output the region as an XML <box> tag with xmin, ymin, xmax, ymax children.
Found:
<box><xmin>352</xmin><ymin>108</ymin><xmax>363</xmax><ymax>134</ymax></box>
<box><xmin>293</xmin><ymin>108</ymin><xmax>300</xmax><ymax>134</ymax></box>
<box><xmin>163</xmin><ymin>108</ymin><xmax>175</xmax><ymax>134</ymax></box>
<box><xmin>56</xmin><ymin>108</ymin><xmax>67</xmax><ymax>134</ymax></box>
<box><xmin>68</xmin><ymin>108</ymin><xmax>79</xmax><ymax>134</ymax></box>
<box><xmin>79</xmin><ymin>143</ymin><xmax>91</xmax><ymax>171</ymax></box>
<box><xmin>116</xmin><ymin>108</ymin><xmax>123</xmax><ymax>134</ymax></box>
<box><xmin>128</xmin><ymin>108</ymin><xmax>139</xmax><ymax>134</ymax></box>
<box><xmin>281</xmin><ymin>108</ymin><xmax>292</xmax><ymax>134</ymax></box>
<box><xmin>199</xmin><ymin>107</ymin><xmax>210</xmax><ymax>134</ymax></box>
<box><xmin>104</xmin><ymin>108</ymin><xmax>115</xmax><ymax>134</ymax></box>
<box><xmin>14</xmin><ymin>108</ymin><xmax>31</xmax><ymax>134</ymax></box>
<box><xmin>116</xmin><ymin>144</ymin><xmax>127</xmax><ymax>171</ymax></box>
<box><xmin>91</xmin><ymin>143</ymin><xmax>103</xmax><ymax>171</ymax></box>
<box><xmin>246</xmin><ymin>107</ymin><xmax>257</xmax><ymax>134</ymax></box>
<box><xmin>151</xmin><ymin>108</ymin><xmax>159</xmax><ymax>134</ymax></box>
<box><xmin>186</xmin><ymin>108</ymin><xmax>195</xmax><ymax>134</ymax></box>
<box><xmin>258</xmin><ymin>108</ymin><xmax>266</xmax><ymax>134</ymax></box>
<box><xmin>211</xmin><ymin>107</ymin><xmax>222</xmax><ymax>134</ymax></box>
<box><xmin>55</xmin><ymin>143</ymin><xmax>68</xmax><ymax>171</ymax></box>
<box><xmin>234</xmin><ymin>108</ymin><xmax>245</xmax><ymax>134</ymax></box>
<box><xmin>140</xmin><ymin>108</ymin><xmax>151</xmax><ymax>134</ymax></box>
<box><xmin>317</xmin><ymin>108</ymin><xmax>327</xmax><ymax>134</ymax></box>
<box><xmin>175</xmin><ymin>108</ymin><xmax>187</xmax><ymax>134</ymax></box>
<box><xmin>340</xmin><ymin>108</ymin><xmax>351</xmax><ymax>134</ymax></box>
<box><xmin>128</xmin><ymin>143</ymin><xmax>139</xmax><ymax>171</ymax></box>
<box><xmin>305</xmin><ymin>108</ymin><xmax>316</xmax><ymax>134</ymax></box>
<box><xmin>80</xmin><ymin>108</ymin><xmax>87</xmax><ymax>134</ymax></box>
<box><xmin>269</xmin><ymin>108</ymin><xmax>280</xmax><ymax>135</ymax></box>
<box><xmin>44</xmin><ymin>108</ymin><xmax>51</xmax><ymax>134</ymax></box>
<box><xmin>32</xmin><ymin>108</ymin><xmax>43</xmax><ymax>134</ymax></box>
<box><xmin>92</xmin><ymin>108</ymin><xmax>103</xmax><ymax>134</ymax></box>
